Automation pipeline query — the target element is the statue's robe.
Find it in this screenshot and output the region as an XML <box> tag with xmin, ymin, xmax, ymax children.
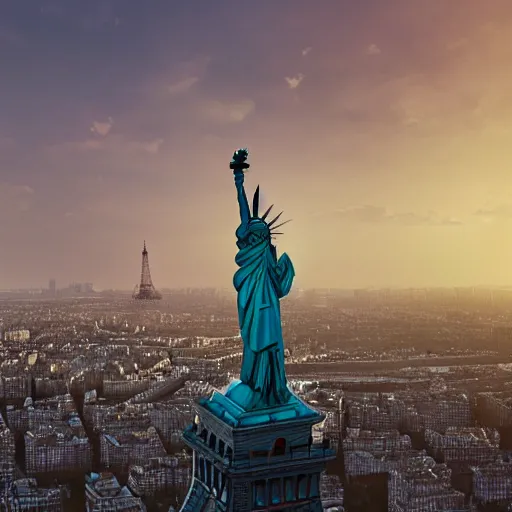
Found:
<box><xmin>232</xmin><ymin>226</ymin><xmax>295</xmax><ymax>409</ymax></box>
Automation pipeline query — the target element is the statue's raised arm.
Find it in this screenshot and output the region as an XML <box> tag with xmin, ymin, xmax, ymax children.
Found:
<box><xmin>230</xmin><ymin>148</ymin><xmax>251</xmax><ymax>224</ymax></box>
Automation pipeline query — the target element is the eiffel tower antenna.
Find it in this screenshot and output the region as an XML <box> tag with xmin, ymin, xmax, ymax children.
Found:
<box><xmin>133</xmin><ymin>241</ymin><xmax>162</xmax><ymax>300</ymax></box>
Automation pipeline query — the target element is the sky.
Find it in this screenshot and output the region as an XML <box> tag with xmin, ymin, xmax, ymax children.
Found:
<box><xmin>1</xmin><ymin>0</ymin><xmax>512</xmax><ymax>290</ymax></box>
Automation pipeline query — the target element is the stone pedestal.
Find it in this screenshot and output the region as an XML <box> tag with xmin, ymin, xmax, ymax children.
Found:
<box><xmin>180</xmin><ymin>382</ymin><xmax>336</xmax><ymax>511</ymax></box>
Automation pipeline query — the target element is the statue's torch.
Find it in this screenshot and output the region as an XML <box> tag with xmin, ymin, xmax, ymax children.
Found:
<box><xmin>230</xmin><ymin>148</ymin><xmax>250</xmax><ymax>172</ymax></box>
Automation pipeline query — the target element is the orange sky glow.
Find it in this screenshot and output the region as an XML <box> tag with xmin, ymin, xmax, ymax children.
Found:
<box><xmin>1</xmin><ymin>1</ymin><xmax>512</xmax><ymax>289</ymax></box>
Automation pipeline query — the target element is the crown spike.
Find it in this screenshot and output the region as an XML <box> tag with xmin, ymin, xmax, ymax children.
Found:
<box><xmin>270</xmin><ymin>219</ymin><xmax>292</xmax><ymax>231</ymax></box>
<box><xmin>252</xmin><ymin>185</ymin><xmax>260</xmax><ymax>218</ymax></box>
<box><xmin>268</xmin><ymin>211</ymin><xmax>283</xmax><ymax>227</ymax></box>
<box><xmin>261</xmin><ymin>204</ymin><xmax>274</xmax><ymax>221</ymax></box>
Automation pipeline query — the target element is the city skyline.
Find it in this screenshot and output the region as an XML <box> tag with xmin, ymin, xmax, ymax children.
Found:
<box><xmin>1</xmin><ymin>1</ymin><xmax>512</xmax><ymax>289</ymax></box>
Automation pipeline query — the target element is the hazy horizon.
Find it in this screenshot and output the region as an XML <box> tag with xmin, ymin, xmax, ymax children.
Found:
<box><xmin>2</xmin><ymin>1</ymin><xmax>512</xmax><ymax>290</ymax></box>
<box><xmin>7</xmin><ymin>280</ymin><xmax>512</xmax><ymax>293</ymax></box>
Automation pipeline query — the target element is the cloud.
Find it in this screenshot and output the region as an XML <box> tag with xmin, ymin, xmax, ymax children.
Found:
<box><xmin>48</xmin><ymin>139</ymin><xmax>103</xmax><ymax>153</ymax></box>
<box><xmin>331</xmin><ymin>205</ymin><xmax>462</xmax><ymax>226</ymax></box>
<box><xmin>200</xmin><ymin>100</ymin><xmax>255</xmax><ymax>123</ymax></box>
<box><xmin>330</xmin><ymin>69</ymin><xmax>482</xmax><ymax>132</ymax></box>
<box><xmin>366</xmin><ymin>44</ymin><xmax>381</xmax><ymax>56</ymax></box>
<box><xmin>302</xmin><ymin>47</ymin><xmax>312</xmax><ymax>56</ymax></box>
<box><xmin>46</xmin><ymin>135</ymin><xmax>164</xmax><ymax>157</ymax></box>
<box><xmin>285</xmin><ymin>73</ymin><xmax>305</xmax><ymax>89</ymax></box>
<box><xmin>90</xmin><ymin>117</ymin><xmax>113</xmax><ymax>136</ymax></box>
<box><xmin>134</xmin><ymin>138</ymin><xmax>164</xmax><ymax>155</ymax></box>
<box><xmin>474</xmin><ymin>205</ymin><xmax>512</xmax><ymax>219</ymax></box>
<box><xmin>324</xmin><ymin>21</ymin><xmax>512</xmax><ymax>134</ymax></box>
<box><xmin>168</xmin><ymin>76</ymin><xmax>199</xmax><ymax>95</ymax></box>
<box><xmin>440</xmin><ymin>218</ymin><xmax>464</xmax><ymax>226</ymax></box>
<box><xmin>0</xmin><ymin>184</ymin><xmax>34</xmax><ymax>213</ymax></box>
<box><xmin>136</xmin><ymin>56</ymin><xmax>210</xmax><ymax>100</ymax></box>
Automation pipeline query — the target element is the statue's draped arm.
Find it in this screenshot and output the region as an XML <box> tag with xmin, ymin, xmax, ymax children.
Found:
<box><xmin>276</xmin><ymin>252</ymin><xmax>295</xmax><ymax>298</ymax></box>
<box><xmin>234</xmin><ymin>171</ymin><xmax>250</xmax><ymax>225</ymax></box>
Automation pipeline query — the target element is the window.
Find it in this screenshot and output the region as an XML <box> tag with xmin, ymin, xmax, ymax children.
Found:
<box><xmin>254</xmin><ymin>480</ymin><xmax>266</xmax><ymax>507</ymax></box>
<box><xmin>209</xmin><ymin>433</ymin><xmax>217</xmax><ymax>451</ymax></box>
<box><xmin>194</xmin><ymin>453</ymin><xmax>199</xmax><ymax>478</ymax></box>
<box><xmin>199</xmin><ymin>457</ymin><xmax>205</xmax><ymax>482</ymax></box>
<box><xmin>285</xmin><ymin>477</ymin><xmax>295</xmax><ymax>502</ymax></box>
<box><xmin>218</xmin><ymin>439</ymin><xmax>225</xmax><ymax>456</ymax></box>
<box><xmin>269</xmin><ymin>478</ymin><xmax>281</xmax><ymax>505</ymax></box>
<box><xmin>297</xmin><ymin>475</ymin><xmax>308</xmax><ymax>499</ymax></box>
<box><xmin>309</xmin><ymin>474</ymin><xmax>319</xmax><ymax>498</ymax></box>
<box><xmin>199</xmin><ymin>429</ymin><xmax>208</xmax><ymax>442</ymax></box>
<box><xmin>213</xmin><ymin>467</ymin><xmax>220</xmax><ymax>492</ymax></box>
<box><xmin>226</xmin><ymin>446</ymin><xmax>233</xmax><ymax>460</ymax></box>
<box><xmin>272</xmin><ymin>437</ymin><xmax>286</xmax><ymax>456</ymax></box>
<box><xmin>206</xmin><ymin>461</ymin><xmax>212</xmax><ymax>487</ymax></box>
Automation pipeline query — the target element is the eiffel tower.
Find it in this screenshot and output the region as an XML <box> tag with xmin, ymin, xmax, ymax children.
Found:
<box><xmin>132</xmin><ymin>241</ymin><xmax>162</xmax><ymax>300</ymax></box>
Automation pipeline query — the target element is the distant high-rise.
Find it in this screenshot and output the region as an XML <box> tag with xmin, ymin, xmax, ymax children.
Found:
<box><xmin>83</xmin><ymin>282</ymin><xmax>93</xmax><ymax>293</ymax></box>
<box><xmin>49</xmin><ymin>278</ymin><xmax>56</xmax><ymax>296</ymax></box>
<box><xmin>66</xmin><ymin>282</ymin><xmax>94</xmax><ymax>295</ymax></box>
<box><xmin>132</xmin><ymin>241</ymin><xmax>162</xmax><ymax>300</ymax></box>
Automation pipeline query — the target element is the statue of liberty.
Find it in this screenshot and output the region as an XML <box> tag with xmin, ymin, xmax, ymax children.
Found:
<box><xmin>179</xmin><ymin>150</ymin><xmax>333</xmax><ymax>512</ymax></box>
<box><xmin>225</xmin><ymin>148</ymin><xmax>295</xmax><ymax>411</ymax></box>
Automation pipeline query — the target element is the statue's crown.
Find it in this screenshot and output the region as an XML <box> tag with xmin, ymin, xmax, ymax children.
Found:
<box><xmin>251</xmin><ymin>186</ymin><xmax>291</xmax><ymax>237</ymax></box>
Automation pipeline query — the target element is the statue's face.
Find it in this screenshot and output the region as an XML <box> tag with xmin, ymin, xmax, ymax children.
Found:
<box><xmin>237</xmin><ymin>219</ymin><xmax>271</xmax><ymax>249</ymax></box>
<box><xmin>248</xmin><ymin>219</ymin><xmax>270</xmax><ymax>240</ymax></box>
